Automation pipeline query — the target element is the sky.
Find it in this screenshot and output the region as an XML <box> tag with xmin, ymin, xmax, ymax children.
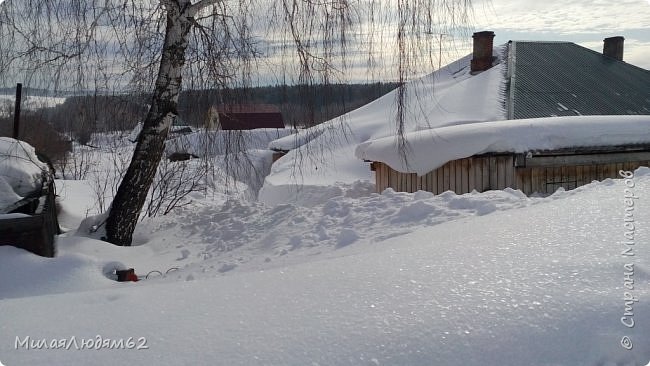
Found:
<box><xmin>0</xmin><ymin>0</ymin><xmax>648</xmax><ymax>89</ymax></box>
<box><xmin>470</xmin><ymin>0</ymin><xmax>650</xmax><ymax>69</ymax></box>
<box><xmin>263</xmin><ymin>0</ymin><xmax>650</xmax><ymax>82</ymax></box>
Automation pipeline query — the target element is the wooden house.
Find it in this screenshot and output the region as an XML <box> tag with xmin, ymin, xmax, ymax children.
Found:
<box><xmin>362</xmin><ymin>32</ymin><xmax>650</xmax><ymax>195</ymax></box>
<box><xmin>207</xmin><ymin>104</ymin><xmax>285</xmax><ymax>130</ymax></box>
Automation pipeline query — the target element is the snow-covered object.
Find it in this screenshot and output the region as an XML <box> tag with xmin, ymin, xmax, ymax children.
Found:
<box><xmin>0</xmin><ymin>137</ymin><xmax>47</xmax><ymax>197</ymax></box>
<box><xmin>0</xmin><ymin>175</ymin><xmax>22</xmax><ymax>209</ymax></box>
<box><xmin>261</xmin><ymin>48</ymin><xmax>506</xmax><ymax>204</ymax></box>
<box><xmin>356</xmin><ymin>115</ymin><xmax>650</xmax><ymax>175</ymax></box>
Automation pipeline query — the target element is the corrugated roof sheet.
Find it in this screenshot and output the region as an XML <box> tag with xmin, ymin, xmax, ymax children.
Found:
<box><xmin>508</xmin><ymin>41</ymin><xmax>650</xmax><ymax>119</ymax></box>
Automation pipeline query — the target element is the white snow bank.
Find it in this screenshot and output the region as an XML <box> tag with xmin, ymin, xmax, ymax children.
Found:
<box><xmin>0</xmin><ymin>137</ymin><xmax>47</xmax><ymax>197</ymax></box>
<box><xmin>356</xmin><ymin>115</ymin><xmax>650</xmax><ymax>175</ymax></box>
<box><xmin>0</xmin><ymin>246</ymin><xmax>113</xmax><ymax>299</ymax></box>
<box><xmin>1</xmin><ymin>170</ymin><xmax>650</xmax><ymax>365</ymax></box>
<box><xmin>56</xmin><ymin>180</ymin><xmax>102</xmax><ymax>230</ymax></box>
<box><xmin>261</xmin><ymin>48</ymin><xmax>506</xmax><ymax>203</ymax></box>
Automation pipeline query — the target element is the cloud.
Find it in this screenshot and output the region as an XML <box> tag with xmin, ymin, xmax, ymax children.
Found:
<box><xmin>618</xmin><ymin>39</ymin><xmax>650</xmax><ymax>69</ymax></box>
<box><xmin>466</xmin><ymin>0</ymin><xmax>650</xmax><ymax>70</ymax></box>
<box><xmin>474</xmin><ymin>0</ymin><xmax>650</xmax><ymax>34</ymax></box>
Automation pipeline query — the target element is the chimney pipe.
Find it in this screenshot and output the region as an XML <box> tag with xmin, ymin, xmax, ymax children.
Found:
<box><xmin>471</xmin><ymin>31</ymin><xmax>495</xmax><ymax>73</ymax></box>
<box><xmin>603</xmin><ymin>36</ymin><xmax>624</xmax><ymax>61</ymax></box>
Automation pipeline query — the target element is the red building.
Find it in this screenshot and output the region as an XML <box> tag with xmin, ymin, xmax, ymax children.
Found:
<box><xmin>211</xmin><ymin>104</ymin><xmax>285</xmax><ymax>130</ymax></box>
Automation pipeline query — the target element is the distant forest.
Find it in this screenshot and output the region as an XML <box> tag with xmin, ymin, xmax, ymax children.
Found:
<box><xmin>0</xmin><ymin>83</ymin><xmax>399</xmax><ymax>160</ymax></box>
<box><xmin>179</xmin><ymin>83</ymin><xmax>400</xmax><ymax>129</ymax></box>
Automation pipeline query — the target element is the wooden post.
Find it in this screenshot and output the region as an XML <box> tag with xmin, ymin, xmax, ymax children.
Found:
<box><xmin>13</xmin><ymin>83</ymin><xmax>22</xmax><ymax>139</ymax></box>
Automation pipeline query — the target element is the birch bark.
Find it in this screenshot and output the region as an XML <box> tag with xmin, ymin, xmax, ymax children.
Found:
<box><xmin>105</xmin><ymin>0</ymin><xmax>196</xmax><ymax>245</ymax></box>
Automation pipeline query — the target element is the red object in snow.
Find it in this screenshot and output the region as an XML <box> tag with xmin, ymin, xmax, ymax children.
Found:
<box><xmin>116</xmin><ymin>268</ymin><xmax>139</xmax><ymax>282</ymax></box>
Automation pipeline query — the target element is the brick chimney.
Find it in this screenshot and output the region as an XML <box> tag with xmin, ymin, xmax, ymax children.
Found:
<box><xmin>603</xmin><ymin>36</ymin><xmax>624</xmax><ymax>61</ymax></box>
<box><xmin>471</xmin><ymin>31</ymin><xmax>495</xmax><ymax>73</ymax></box>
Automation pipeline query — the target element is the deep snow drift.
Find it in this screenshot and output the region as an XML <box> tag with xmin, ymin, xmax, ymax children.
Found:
<box><xmin>1</xmin><ymin>167</ymin><xmax>649</xmax><ymax>365</ymax></box>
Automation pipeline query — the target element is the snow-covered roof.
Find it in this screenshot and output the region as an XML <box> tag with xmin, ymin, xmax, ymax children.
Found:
<box><xmin>269</xmin><ymin>48</ymin><xmax>507</xmax><ymax>152</ymax></box>
<box><xmin>355</xmin><ymin>115</ymin><xmax>650</xmax><ymax>175</ymax></box>
<box><xmin>351</xmin><ymin>40</ymin><xmax>650</xmax><ymax>176</ymax></box>
<box><xmin>263</xmin><ymin>40</ymin><xmax>650</xmax><ymax>201</ymax></box>
<box><xmin>260</xmin><ymin>47</ymin><xmax>507</xmax><ymax>204</ymax></box>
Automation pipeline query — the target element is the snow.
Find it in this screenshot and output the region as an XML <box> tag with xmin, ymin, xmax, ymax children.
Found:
<box><xmin>0</xmin><ymin>174</ymin><xmax>22</xmax><ymax>209</ymax></box>
<box><xmin>0</xmin><ymin>137</ymin><xmax>47</xmax><ymax>200</ymax></box>
<box><xmin>260</xmin><ymin>48</ymin><xmax>506</xmax><ymax>205</ymax></box>
<box><xmin>1</xmin><ymin>168</ymin><xmax>650</xmax><ymax>365</ymax></box>
<box><xmin>0</xmin><ymin>212</ymin><xmax>29</xmax><ymax>220</ymax></box>
<box><xmin>1</xmin><ymin>44</ymin><xmax>649</xmax><ymax>364</ymax></box>
<box><xmin>356</xmin><ymin>115</ymin><xmax>650</xmax><ymax>175</ymax></box>
<box><xmin>165</xmin><ymin>128</ymin><xmax>294</xmax><ymax>157</ymax></box>
<box><xmin>0</xmin><ymin>94</ymin><xmax>66</xmax><ymax>116</ymax></box>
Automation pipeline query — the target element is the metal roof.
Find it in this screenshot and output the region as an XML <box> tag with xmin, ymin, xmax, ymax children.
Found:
<box><xmin>507</xmin><ymin>41</ymin><xmax>650</xmax><ymax>119</ymax></box>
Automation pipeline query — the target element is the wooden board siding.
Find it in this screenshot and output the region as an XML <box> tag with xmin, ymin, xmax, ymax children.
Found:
<box><xmin>373</xmin><ymin>154</ymin><xmax>650</xmax><ymax>196</ymax></box>
<box><xmin>373</xmin><ymin>154</ymin><xmax>513</xmax><ymax>195</ymax></box>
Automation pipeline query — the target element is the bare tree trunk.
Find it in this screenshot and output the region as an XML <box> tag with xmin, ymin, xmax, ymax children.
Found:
<box><xmin>105</xmin><ymin>0</ymin><xmax>194</xmax><ymax>245</ymax></box>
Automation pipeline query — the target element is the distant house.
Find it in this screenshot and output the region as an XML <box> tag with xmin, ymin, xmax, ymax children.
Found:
<box><xmin>207</xmin><ymin>104</ymin><xmax>285</xmax><ymax>130</ymax></box>
<box><xmin>358</xmin><ymin>32</ymin><xmax>650</xmax><ymax>196</ymax></box>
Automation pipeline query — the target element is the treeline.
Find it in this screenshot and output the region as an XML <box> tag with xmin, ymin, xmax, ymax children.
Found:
<box><xmin>0</xmin><ymin>83</ymin><xmax>399</xmax><ymax>161</ymax></box>
<box><xmin>179</xmin><ymin>83</ymin><xmax>400</xmax><ymax>128</ymax></box>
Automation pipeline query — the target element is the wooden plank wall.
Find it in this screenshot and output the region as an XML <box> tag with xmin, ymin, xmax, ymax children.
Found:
<box><xmin>374</xmin><ymin>155</ymin><xmax>514</xmax><ymax>194</ymax></box>
<box><xmin>515</xmin><ymin>160</ymin><xmax>650</xmax><ymax>195</ymax></box>
<box><xmin>374</xmin><ymin>157</ymin><xmax>650</xmax><ymax>196</ymax></box>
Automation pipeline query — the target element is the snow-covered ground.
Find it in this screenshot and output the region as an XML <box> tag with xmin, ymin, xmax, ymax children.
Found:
<box><xmin>1</xmin><ymin>140</ymin><xmax>650</xmax><ymax>364</ymax></box>
<box><xmin>1</xmin><ymin>49</ymin><xmax>649</xmax><ymax>364</ymax></box>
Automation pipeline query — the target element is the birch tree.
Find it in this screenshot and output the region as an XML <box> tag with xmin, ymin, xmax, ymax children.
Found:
<box><xmin>0</xmin><ymin>0</ymin><xmax>473</xmax><ymax>245</ymax></box>
<box><xmin>105</xmin><ymin>0</ymin><xmax>213</xmax><ymax>245</ymax></box>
